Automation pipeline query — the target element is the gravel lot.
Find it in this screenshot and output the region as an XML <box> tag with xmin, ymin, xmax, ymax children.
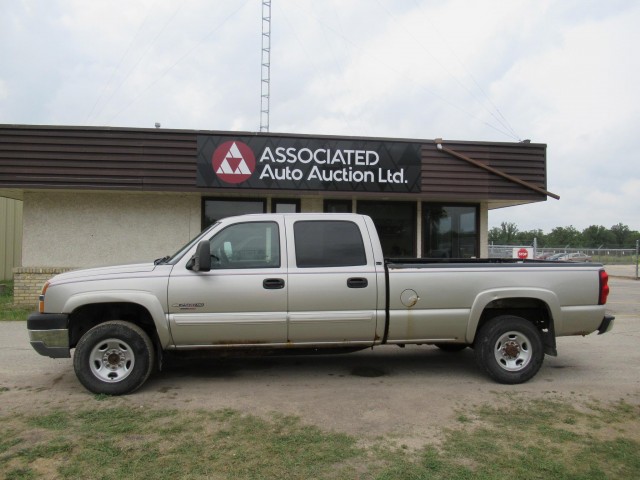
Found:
<box><xmin>1</xmin><ymin>277</ymin><xmax>638</xmax><ymax>447</ymax></box>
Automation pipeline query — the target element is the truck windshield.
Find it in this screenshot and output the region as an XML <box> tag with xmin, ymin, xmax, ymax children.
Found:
<box><xmin>164</xmin><ymin>223</ymin><xmax>219</xmax><ymax>264</ymax></box>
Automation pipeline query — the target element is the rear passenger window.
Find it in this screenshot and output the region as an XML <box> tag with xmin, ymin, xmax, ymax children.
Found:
<box><xmin>294</xmin><ymin>221</ymin><xmax>367</xmax><ymax>268</ymax></box>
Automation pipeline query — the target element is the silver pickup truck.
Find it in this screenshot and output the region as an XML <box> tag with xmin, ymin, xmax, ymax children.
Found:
<box><xmin>27</xmin><ymin>213</ymin><xmax>614</xmax><ymax>395</ymax></box>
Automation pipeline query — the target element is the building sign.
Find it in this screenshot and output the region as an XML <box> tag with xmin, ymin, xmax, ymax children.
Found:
<box><xmin>197</xmin><ymin>135</ymin><xmax>421</xmax><ymax>193</ymax></box>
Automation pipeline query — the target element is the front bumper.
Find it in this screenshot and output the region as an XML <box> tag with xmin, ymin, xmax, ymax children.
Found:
<box><xmin>27</xmin><ymin>313</ymin><xmax>71</xmax><ymax>358</ymax></box>
<box><xmin>597</xmin><ymin>314</ymin><xmax>615</xmax><ymax>335</ymax></box>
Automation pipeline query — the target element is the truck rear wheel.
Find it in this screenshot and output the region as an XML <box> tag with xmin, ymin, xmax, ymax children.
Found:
<box><xmin>73</xmin><ymin>321</ymin><xmax>155</xmax><ymax>395</ymax></box>
<box><xmin>474</xmin><ymin>315</ymin><xmax>544</xmax><ymax>384</ymax></box>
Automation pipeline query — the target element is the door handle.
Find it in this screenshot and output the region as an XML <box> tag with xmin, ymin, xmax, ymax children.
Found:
<box><xmin>263</xmin><ymin>278</ymin><xmax>285</xmax><ymax>290</ymax></box>
<box><xmin>347</xmin><ymin>277</ymin><xmax>368</xmax><ymax>288</ymax></box>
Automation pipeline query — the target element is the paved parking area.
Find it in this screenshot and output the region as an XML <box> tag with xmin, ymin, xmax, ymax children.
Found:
<box><xmin>605</xmin><ymin>263</ymin><xmax>639</xmax><ymax>280</ymax></box>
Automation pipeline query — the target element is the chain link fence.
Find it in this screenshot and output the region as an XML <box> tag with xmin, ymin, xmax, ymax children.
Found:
<box><xmin>488</xmin><ymin>245</ymin><xmax>637</xmax><ymax>263</ymax></box>
<box><xmin>488</xmin><ymin>240</ymin><xmax>639</xmax><ymax>279</ymax></box>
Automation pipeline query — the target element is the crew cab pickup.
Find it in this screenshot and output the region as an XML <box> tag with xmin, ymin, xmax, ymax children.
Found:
<box><xmin>27</xmin><ymin>213</ymin><xmax>614</xmax><ymax>395</ymax></box>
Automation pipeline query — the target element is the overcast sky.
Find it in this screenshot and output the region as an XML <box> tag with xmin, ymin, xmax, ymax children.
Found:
<box><xmin>1</xmin><ymin>0</ymin><xmax>638</xmax><ymax>232</ymax></box>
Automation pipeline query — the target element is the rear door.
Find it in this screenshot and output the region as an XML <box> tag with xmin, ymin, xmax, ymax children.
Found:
<box><xmin>285</xmin><ymin>216</ymin><xmax>379</xmax><ymax>345</ymax></box>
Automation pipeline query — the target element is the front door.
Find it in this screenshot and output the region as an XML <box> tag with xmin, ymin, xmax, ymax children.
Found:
<box><xmin>168</xmin><ymin>220</ymin><xmax>287</xmax><ymax>346</ymax></box>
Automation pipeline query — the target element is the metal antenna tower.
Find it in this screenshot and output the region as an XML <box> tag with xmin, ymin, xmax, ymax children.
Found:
<box><xmin>260</xmin><ymin>1</ymin><xmax>271</xmax><ymax>132</ymax></box>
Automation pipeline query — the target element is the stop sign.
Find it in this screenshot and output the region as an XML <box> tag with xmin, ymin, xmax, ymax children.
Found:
<box><xmin>517</xmin><ymin>248</ymin><xmax>529</xmax><ymax>259</ymax></box>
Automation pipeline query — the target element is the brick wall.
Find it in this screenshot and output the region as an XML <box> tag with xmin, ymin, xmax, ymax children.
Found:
<box><xmin>12</xmin><ymin>267</ymin><xmax>76</xmax><ymax>307</ymax></box>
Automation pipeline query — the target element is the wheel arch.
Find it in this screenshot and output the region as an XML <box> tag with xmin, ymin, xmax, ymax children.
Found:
<box><xmin>66</xmin><ymin>293</ymin><xmax>170</xmax><ymax>350</ymax></box>
<box><xmin>466</xmin><ymin>289</ymin><xmax>560</xmax><ymax>356</ymax></box>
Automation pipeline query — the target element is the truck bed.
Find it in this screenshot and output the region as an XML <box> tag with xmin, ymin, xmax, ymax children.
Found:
<box><xmin>385</xmin><ymin>258</ymin><xmax>597</xmax><ymax>267</ymax></box>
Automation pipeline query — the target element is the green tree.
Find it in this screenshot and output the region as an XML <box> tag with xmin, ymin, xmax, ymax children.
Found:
<box><xmin>515</xmin><ymin>229</ymin><xmax>545</xmax><ymax>246</ymax></box>
<box><xmin>546</xmin><ymin>226</ymin><xmax>580</xmax><ymax>247</ymax></box>
<box><xmin>626</xmin><ymin>230</ymin><xmax>640</xmax><ymax>250</ymax></box>
<box><xmin>611</xmin><ymin>223</ymin><xmax>631</xmax><ymax>247</ymax></box>
<box><xmin>488</xmin><ymin>226</ymin><xmax>503</xmax><ymax>244</ymax></box>
<box><xmin>489</xmin><ymin>222</ymin><xmax>640</xmax><ymax>249</ymax></box>
<box><xmin>501</xmin><ymin>222</ymin><xmax>519</xmax><ymax>244</ymax></box>
<box><xmin>489</xmin><ymin>222</ymin><xmax>519</xmax><ymax>244</ymax></box>
<box><xmin>582</xmin><ymin>225</ymin><xmax>615</xmax><ymax>248</ymax></box>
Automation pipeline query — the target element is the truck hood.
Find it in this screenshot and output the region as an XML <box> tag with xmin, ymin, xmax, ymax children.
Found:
<box><xmin>49</xmin><ymin>262</ymin><xmax>158</xmax><ymax>284</ymax></box>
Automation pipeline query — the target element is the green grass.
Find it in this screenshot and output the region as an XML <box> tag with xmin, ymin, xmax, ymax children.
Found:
<box><xmin>1</xmin><ymin>407</ymin><xmax>361</xmax><ymax>479</ymax></box>
<box><xmin>596</xmin><ymin>255</ymin><xmax>639</xmax><ymax>265</ymax></box>
<box><xmin>1</xmin><ymin>396</ymin><xmax>638</xmax><ymax>479</ymax></box>
<box><xmin>0</xmin><ymin>281</ymin><xmax>34</xmax><ymax>321</ymax></box>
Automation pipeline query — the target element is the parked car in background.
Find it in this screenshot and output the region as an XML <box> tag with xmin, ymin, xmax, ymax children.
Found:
<box><xmin>560</xmin><ymin>252</ymin><xmax>592</xmax><ymax>262</ymax></box>
<box><xmin>547</xmin><ymin>253</ymin><xmax>567</xmax><ymax>261</ymax></box>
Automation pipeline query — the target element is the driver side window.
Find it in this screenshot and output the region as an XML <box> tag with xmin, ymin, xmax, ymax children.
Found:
<box><xmin>209</xmin><ymin>222</ymin><xmax>280</xmax><ymax>269</ymax></box>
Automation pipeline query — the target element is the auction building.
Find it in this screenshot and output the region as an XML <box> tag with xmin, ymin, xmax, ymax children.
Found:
<box><xmin>0</xmin><ymin>124</ymin><xmax>556</xmax><ymax>305</ymax></box>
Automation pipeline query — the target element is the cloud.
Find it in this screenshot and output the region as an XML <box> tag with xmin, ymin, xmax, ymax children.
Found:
<box><xmin>0</xmin><ymin>0</ymin><xmax>638</xmax><ymax>231</ymax></box>
<box><xmin>488</xmin><ymin>2</ymin><xmax>640</xmax><ymax>231</ymax></box>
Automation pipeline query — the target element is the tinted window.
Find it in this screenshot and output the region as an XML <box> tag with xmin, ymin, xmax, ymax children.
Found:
<box><xmin>294</xmin><ymin>221</ymin><xmax>367</xmax><ymax>268</ymax></box>
<box><xmin>209</xmin><ymin>222</ymin><xmax>280</xmax><ymax>269</ymax></box>
<box><xmin>273</xmin><ymin>199</ymin><xmax>300</xmax><ymax>213</ymax></box>
<box><xmin>357</xmin><ymin>201</ymin><xmax>416</xmax><ymax>257</ymax></box>
<box><xmin>423</xmin><ymin>204</ymin><xmax>478</xmax><ymax>258</ymax></box>
<box><xmin>202</xmin><ymin>198</ymin><xmax>266</xmax><ymax>229</ymax></box>
<box><xmin>324</xmin><ymin>199</ymin><xmax>352</xmax><ymax>213</ymax></box>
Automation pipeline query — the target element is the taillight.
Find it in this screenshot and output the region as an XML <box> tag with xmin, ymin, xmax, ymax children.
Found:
<box><xmin>598</xmin><ymin>270</ymin><xmax>610</xmax><ymax>305</ymax></box>
<box><xmin>39</xmin><ymin>281</ymin><xmax>50</xmax><ymax>313</ymax></box>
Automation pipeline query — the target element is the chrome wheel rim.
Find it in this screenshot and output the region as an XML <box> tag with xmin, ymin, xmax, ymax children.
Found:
<box><xmin>89</xmin><ymin>338</ymin><xmax>135</xmax><ymax>383</ymax></box>
<box><xmin>493</xmin><ymin>331</ymin><xmax>532</xmax><ymax>372</ymax></box>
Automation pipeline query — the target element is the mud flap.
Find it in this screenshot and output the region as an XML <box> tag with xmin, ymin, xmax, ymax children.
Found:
<box><xmin>542</xmin><ymin>321</ymin><xmax>557</xmax><ymax>357</ymax></box>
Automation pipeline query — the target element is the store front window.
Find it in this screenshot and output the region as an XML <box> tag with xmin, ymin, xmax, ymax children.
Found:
<box><xmin>324</xmin><ymin>199</ymin><xmax>352</xmax><ymax>213</ymax></box>
<box><xmin>422</xmin><ymin>204</ymin><xmax>478</xmax><ymax>258</ymax></box>
<box><xmin>356</xmin><ymin>201</ymin><xmax>416</xmax><ymax>257</ymax></box>
<box><xmin>273</xmin><ymin>199</ymin><xmax>300</xmax><ymax>213</ymax></box>
<box><xmin>202</xmin><ymin>198</ymin><xmax>266</xmax><ymax>229</ymax></box>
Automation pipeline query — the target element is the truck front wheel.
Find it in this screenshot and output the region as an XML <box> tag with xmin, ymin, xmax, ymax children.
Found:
<box><xmin>474</xmin><ymin>315</ymin><xmax>544</xmax><ymax>384</ymax></box>
<box><xmin>73</xmin><ymin>321</ymin><xmax>155</xmax><ymax>395</ymax></box>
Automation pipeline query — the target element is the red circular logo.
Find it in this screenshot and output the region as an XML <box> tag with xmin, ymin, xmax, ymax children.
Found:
<box><xmin>211</xmin><ymin>141</ymin><xmax>256</xmax><ymax>184</ymax></box>
<box><xmin>517</xmin><ymin>248</ymin><xmax>529</xmax><ymax>259</ymax></box>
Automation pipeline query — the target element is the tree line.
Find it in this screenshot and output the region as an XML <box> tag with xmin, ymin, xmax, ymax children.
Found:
<box><xmin>489</xmin><ymin>222</ymin><xmax>640</xmax><ymax>249</ymax></box>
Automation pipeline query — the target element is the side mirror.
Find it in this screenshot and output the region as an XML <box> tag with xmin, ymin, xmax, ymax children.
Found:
<box><xmin>193</xmin><ymin>240</ymin><xmax>211</xmax><ymax>272</ymax></box>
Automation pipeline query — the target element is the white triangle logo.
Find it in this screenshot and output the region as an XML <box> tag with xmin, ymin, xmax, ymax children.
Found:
<box><xmin>236</xmin><ymin>160</ymin><xmax>251</xmax><ymax>174</ymax></box>
<box><xmin>216</xmin><ymin>142</ymin><xmax>252</xmax><ymax>176</ymax></box>
<box><xmin>216</xmin><ymin>159</ymin><xmax>234</xmax><ymax>174</ymax></box>
<box><xmin>227</xmin><ymin>142</ymin><xmax>242</xmax><ymax>158</ymax></box>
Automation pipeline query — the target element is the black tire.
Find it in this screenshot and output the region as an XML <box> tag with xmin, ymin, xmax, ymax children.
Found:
<box><xmin>434</xmin><ymin>343</ymin><xmax>468</xmax><ymax>352</ymax></box>
<box><xmin>73</xmin><ymin>321</ymin><xmax>155</xmax><ymax>395</ymax></box>
<box><xmin>474</xmin><ymin>315</ymin><xmax>544</xmax><ymax>384</ymax></box>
